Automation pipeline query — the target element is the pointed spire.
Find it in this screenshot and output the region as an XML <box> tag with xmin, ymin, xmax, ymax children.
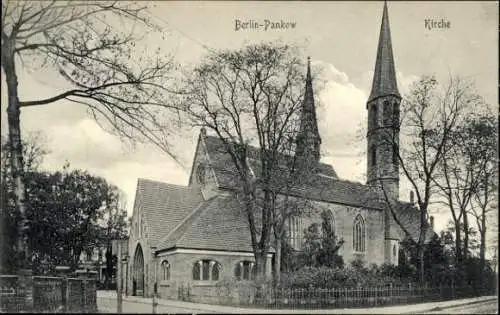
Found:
<box><xmin>303</xmin><ymin>56</ymin><xmax>316</xmax><ymax>120</ymax></box>
<box><xmin>368</xmin><ymin>1</ymin><xmax>400</xmax><ymax>103</ymax></box>
<box><xmin>295</xmin><ymin>57</ymin><xmax>321</xmax><ymax>165</ymax></box>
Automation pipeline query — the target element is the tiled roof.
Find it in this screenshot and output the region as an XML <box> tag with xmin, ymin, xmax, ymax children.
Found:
<box><xmin>158</xmin><ymin>196</ymin><xmax>256</xmax><ymax>253</ymax></box>
<box><xmin>136</xmin><ymin>178</ymin><xmax>204</xmax><ymax>244</ymax></box>
<box><xmin>137</xmin><ymin>178</ymin><xmax>259</xmax><ymax>253</ymax></box>
<box><xmin>393</xmin><ymin>202</ymin><xmax>436</xmax><ymax>243</ymax></box>
<box><xmin>287</xmin><ymin>176</ymin><xmax>385</xmax><ymax>209</ymax></box>
<box><xmin>203</xmin><ymin>135</ymin><xmax>383</xmax><ymax>209</ymax></box>
<box><xmin>203</xmin><ymin>135</ymin><xmax>339</xmax><ymax>184</ymax></box>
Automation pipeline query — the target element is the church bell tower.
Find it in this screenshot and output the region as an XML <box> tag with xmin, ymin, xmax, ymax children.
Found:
<box><xmin>366</xmin><ymin>1</ymin><xmax>401</xmax><ymax>202</ymax></box>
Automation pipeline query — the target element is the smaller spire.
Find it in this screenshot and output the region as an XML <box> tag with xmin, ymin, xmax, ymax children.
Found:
<box><xmin>295</xmin><ymin>57</ymin><xmax>321</xmax><ymax>165</ymax></box>
<box><xmin>304</xmin><ymin>56</ymin><xmax>313</xmax><ymax>106</ymax></box>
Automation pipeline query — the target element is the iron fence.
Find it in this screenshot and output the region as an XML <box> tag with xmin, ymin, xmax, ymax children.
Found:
<box><xmin>179</xmin><ymin>282</ymin><xmax>496</xmax><ymax>309</ymax></box>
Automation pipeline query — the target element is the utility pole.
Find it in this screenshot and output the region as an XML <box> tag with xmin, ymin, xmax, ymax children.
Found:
<box><xmin>151</xmin><ymin>246</ymin><xmax>158</xmax><ymax>314</ymax></box>
<box><xmin>116</xmin><ymin>240</ymin><xmax>123</xmax><ymax>313</ymax></box>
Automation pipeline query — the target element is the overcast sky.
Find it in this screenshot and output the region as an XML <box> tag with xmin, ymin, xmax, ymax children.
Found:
<box><xmin>1</xmin><ymin>1</ymin><xmax>497</xmax><ymax>248</ymax></box>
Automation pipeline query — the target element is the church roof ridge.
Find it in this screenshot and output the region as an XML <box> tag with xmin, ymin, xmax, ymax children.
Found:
<box><xmin>137</xmin><ymin>177</ymin><xmax>188</xmax><ymax>189</ymax></box>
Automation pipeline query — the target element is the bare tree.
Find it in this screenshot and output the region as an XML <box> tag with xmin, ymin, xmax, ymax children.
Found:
<box><xmin>1</xmin><ymin>1</ymin><xmax>178</xmax><ymax>270</ymax></box>
<box><xmin>462</xmin><ymin>112</ymin><xmax>498</xmax><ymax>268</ymax></box>
<box><xmin>180</xmin><ymin>42</ymin><xmax>313</xmax><ymax>280</ymax></box>
<box><xmin>429</xmin><ymin>79</ymin><xmax>489</xmax><ymax>264</ymax></box>
<box><xmin>376</xmin><ymin>76</ymin><xmax>474</xmax><ymax>284</ymax></box>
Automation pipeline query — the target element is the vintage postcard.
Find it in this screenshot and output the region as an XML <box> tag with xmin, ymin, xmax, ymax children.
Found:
<box><xmin>0</xmin><ymin>1</ymin><xmax>497</xmax><ymax>313</ymax></box>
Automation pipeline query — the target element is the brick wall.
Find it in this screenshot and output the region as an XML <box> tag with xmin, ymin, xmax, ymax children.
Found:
<box><xmin>153</xmin><ymin>251</ymin><xmax>272</xmax><ymax>300</ymax></box>
<box><xmin>0</xmin><ymin>275</ymin><xmax>96</xmax><ymax>313</ymax></box>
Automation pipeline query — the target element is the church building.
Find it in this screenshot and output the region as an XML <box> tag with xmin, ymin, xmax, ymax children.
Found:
<box><xmin>126</xmin><ymin>2</ymin><xmax>435</xmax><ymax>299</ymax></box>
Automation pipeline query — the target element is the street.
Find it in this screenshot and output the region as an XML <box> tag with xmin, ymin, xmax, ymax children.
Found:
<box><xmin>97</xmin><ymin>294</ymin><xmax>498</xmax><ymax>314</ymax></box>
<box><xmin>421</xmin><ymin>298</ymin><xmax>498</xmax><ymax>314</ymax></box>
<box><xmin>98</xmin><ymin>296</ymin><xmax>219</xmax><ymax>313</ymax></box>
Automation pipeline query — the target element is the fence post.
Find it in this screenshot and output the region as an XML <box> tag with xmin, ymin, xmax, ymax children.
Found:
<box><xmin>389</xmin><ymin>283</ymin><xmax>393</xmax><ymax>303</ymax></box>
<box><xmin>61</xmin><ymin>277</ymin><xmax>67</xmax><ymax>313</ymax></box>
<box><xmin>152</xmin><ymin>282</ymin><xmax>158</xmax><ymax>314</ymax></box>
<box><xmin>117</xmin><ymin>242</ymin><xmax>123</xmax><ymax>314</ymax></box>
<box><xmin>452</xmin><ymin>278</ymin><xmax>455</xmax><ymax>299</ymax></box>
<box><xmin>84</xmin><ymin>278</ymin><xmax>89</xmax><ymax>313</ymax></box>
<box><xmin>18</xmin><ymin>268</ymin><xmax>33</xmax><ymax>312</ymax></box>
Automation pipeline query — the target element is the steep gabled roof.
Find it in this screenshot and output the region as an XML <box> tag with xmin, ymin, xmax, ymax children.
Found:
<box><xmin>393</xmin><ymin>202</ymin><xmax>436</xmax><ymax>243</ymax></box>
<box><xmin>158</xmin><ymin>196</ymin><xmax>256</xmax><ymax>253</ymax></box>
<box><xmin>136</xmin><ymin>178</ymin><xmax>204</xmax><ymax>244</ymax></box>
<box><xmin>203</xmin><ymin>135</ymin><xmax>338</xmax><ymax>184</ymax></box>
<box><xmin>202</xmin><ymin>135</ymin><xmax>383</xmax><ymax>209</ymax></box>
<box><xmin>287</xmin><ymin>176</ymin><xmax>385</xmax><ymax>210</ymax></box>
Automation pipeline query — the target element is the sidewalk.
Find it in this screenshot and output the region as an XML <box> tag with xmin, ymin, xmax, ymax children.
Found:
<box><xmin>97</xmin><ymin>290</ymin><xmax>497</xmax><ymax>314</ymax></box>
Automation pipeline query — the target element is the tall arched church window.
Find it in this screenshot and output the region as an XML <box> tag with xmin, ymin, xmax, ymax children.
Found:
<box><xmin>235</xmin><ymin>260</ymin><xmax>255</xmax><ymax>281</ymax></box>
<box><xmin>383</xmin><ymin>101</ymin><xmax>391</xmax><ymax>125</ymax></box>
<box><xmin>353</xmin><ymin>215</ymin><xmax>365</xmax><ymax>252</ymax></box>
<box><xmin>371</xmin><ymin>147</ymin><xmax>377</xmax><ymax>167</ymax></box>
<box><xmin>161</xmin><ymin>260</ymin><xmax>170</xmax><ymax>280</ymax></box>
<box><xmin>321</xmin><ymin>210</ymin><xmax>335</xmax><ymax>238</ymax></box>
<box><xmin>372</xmin><ymin>103</ymin><xmax>378</xmax><ymax>127</ymax></box>
<box><xmin>192</xmin><ymin>259</ymin><xmax>221</xmax><ymax>281</ymax></box>
<box><xmin>392</xmin><ymin>145</ymin><xmax>399</xmax><ymax>166</ymax></box>
<box><xmin>393</xmin><ymin>102</ymin><xmax>400</xmax><ymax>129</ymax></box>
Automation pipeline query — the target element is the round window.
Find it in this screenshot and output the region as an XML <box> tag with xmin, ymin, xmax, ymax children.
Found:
<box><xmin>196</xmin><ymin>163</ymin><xmax>206</xmax><ymax>185</ymax></box>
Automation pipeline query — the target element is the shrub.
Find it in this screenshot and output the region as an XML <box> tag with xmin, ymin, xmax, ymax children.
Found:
<box><xmin>280</xmin><ymin>264</ymin><xmax>412</xmax><ymax>289</ymax></box>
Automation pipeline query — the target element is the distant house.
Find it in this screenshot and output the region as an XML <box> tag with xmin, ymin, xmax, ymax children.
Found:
<box><xmin>77</xmin><ymin>237</ymin><xmax>129</xmax><ymax>289</ymax></box>
<box><xmin>126</xmin><ymin>2</ymin><xmax>435</xmax><ymax>299</ymax></box>
<box><xmin>77</xmin><ymin>245</ymin><xmax>107</xmax><ymax>284</ymax></box>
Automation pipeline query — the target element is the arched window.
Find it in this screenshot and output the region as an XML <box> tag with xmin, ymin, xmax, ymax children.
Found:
<box><xmin>392</xmin><ymin>145</ymin><xmax>399</xmax><ymax>166</ymax></box>
<box><xmin>85</xmin><ymin>250</ymin><xmax>92</xmax><ymax>262</ymax></box>
<box><xmin>321</xmin><ymin>210</ymin><xmax>335</xmax><ymax>239</ymax></box>
<box><xmin>371</xmin><ymin>147</ymin><xmax>377</xmax><ymax>167</ymax></box>
<box><xmin>372</xmin><ymin>103</ymin><xmax>378</xmax><ymax>127</ymax></box>
<box><xmin>192</xmin><ymin>260</ymin><xmax>221</xmax><ymax>281</ymax></box>
<box><xmin>235</xmin><ymin>261</ymin><xmax>255</xmax><ymax>281</ymax></box>
<box><xmin>393</xmin><ymin>244</ymin><xmax>397</xmax><ymax>256</ymax></box>
<box><xmin>161</xmin><ymin>260</ymin><xmax>170</xmax><ymax>280</ymax></box>
<box><xmin>383</xmin><ymin>101</ymin><xmax>391</xmax><ymax>125</ymax></box>
<box><xmin>353</xmin><ymin>215</ymin><xmax>365</xmax><ymax>252</ymax></box>
<box><xmin>393</xmin><ymin>102</ymin><xmax>400</xmax><ymax>129</ymax></box>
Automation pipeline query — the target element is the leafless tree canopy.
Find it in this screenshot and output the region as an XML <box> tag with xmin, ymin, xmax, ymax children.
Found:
<box><xmin>180</xmin><ymin>42</ymin><xmax>315</xmax><ymax>278</ymax></box>
<box><xmin>1</xmin><ymin>0</ymin><xmax>180</xmax><ymax>270</ymax></box>
<box><xmin>2</xmin><ymin>0</ymin><xmax>179</xmax><ymax>158</ymax></box>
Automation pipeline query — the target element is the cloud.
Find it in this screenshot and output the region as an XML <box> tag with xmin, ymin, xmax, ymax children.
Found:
<box><xmin>43</xmin><ymin>119</ymin><xmax>124</xmax><ymax>170</ymax></box>
<box><xmin>311</xmin><ymin>60</ymin><xmax>368</xmax><ymax>181</ymax></box>
<box><xmin>40</xmin><ymin>118</ymin><xmax>191</xmax><ymax>216</ymax></box>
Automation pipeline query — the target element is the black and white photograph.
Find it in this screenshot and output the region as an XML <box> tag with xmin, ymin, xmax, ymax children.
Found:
<box><xmin>0</xmin><ymin>1</ymin><xmax>498</xmax><ymax>313</ymax></box>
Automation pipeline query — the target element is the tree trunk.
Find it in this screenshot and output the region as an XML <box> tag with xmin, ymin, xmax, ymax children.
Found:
<box><xmin>273</xmin><ymin>237</ymin><xmax>281</xmax><ymax>287</ymax></box>
<box><xmin>254</xmin><ymin>250</ymin><xmax>267</xmax><ymax>281</ymax></box>
<box><xmin>463</xmin><ymin>212</ymin><xmax>469</xmax><ymax>260</ymax></box>
<box><xmin>1</xmin><ymin>39</ymin><xmax>30</xmax><ymax>270</ymax></box>
<box><xmin>418</xmin><ymin>244</ymin><xmax>425</xmax><ymax>285</ymax></box>
<box><xmin>455</xmin><ymin>224</ymin><xmax>462</xmax><ymax>264</ymax></box>
<box><xmin>479</xmin><ymin>215</ymin><xmax>486</xmax><ymax>271</ymax></box>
